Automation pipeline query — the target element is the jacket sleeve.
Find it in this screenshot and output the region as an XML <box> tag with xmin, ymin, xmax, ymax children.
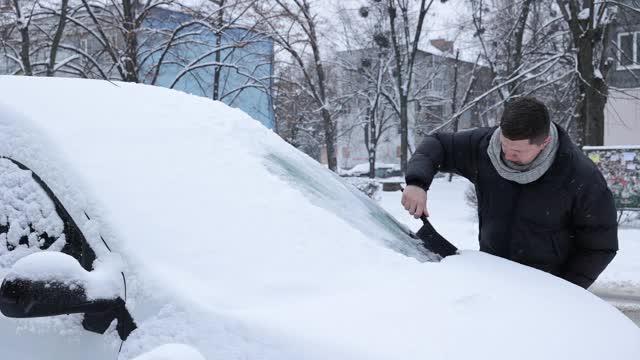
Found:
<box><xmin>561</xmin><ymin>175</ymin><xmax>618</xmax><ymax>289</ymax></box>
<box><xmin>405</xmin><ymin>128</ymin><xmax>489</xmax><ymax>190</ymax></box>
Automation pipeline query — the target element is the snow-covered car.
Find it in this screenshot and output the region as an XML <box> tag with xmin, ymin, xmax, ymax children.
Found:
<box><xmin>0</xmin><ymin>76</ymin><xmax>638</xmax><ymax>360</ymax></box>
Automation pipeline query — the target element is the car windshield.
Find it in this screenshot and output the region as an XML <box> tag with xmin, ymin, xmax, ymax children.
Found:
<box><xmin>263</xmin><ymin>151</ymin><xmax>433</xmax><ymax>261</ymax></box>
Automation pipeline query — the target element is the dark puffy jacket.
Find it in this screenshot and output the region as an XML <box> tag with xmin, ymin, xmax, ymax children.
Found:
<box><xmin>406</xmin><ymin>126</ymin><xmax>618</xmax><ymax>289</ymax></box>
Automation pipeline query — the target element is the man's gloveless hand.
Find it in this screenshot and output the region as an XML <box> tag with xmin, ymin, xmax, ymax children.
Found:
<box><xmin>401</xmin><ymin>185</ymin><xmax>429</xmax><ymax>219</ymax></box>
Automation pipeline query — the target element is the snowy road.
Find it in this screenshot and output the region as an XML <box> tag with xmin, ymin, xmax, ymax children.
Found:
<box><xmin>591</xmin><ymin>291</ymin><xmax>640</xmax><ymax>326</ymax></box>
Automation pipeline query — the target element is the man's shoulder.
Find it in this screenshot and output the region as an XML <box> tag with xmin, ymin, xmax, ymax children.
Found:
<box><xmin>443</xmin><ymin>126</ymin><xmax>495</xmax><ymax>144</ymax></box>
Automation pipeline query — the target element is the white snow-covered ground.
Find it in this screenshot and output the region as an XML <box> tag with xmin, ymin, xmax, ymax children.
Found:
<box><xmin>377</xmin><ymin>176</ymin><xmax>640</xmax><ymax>307</ymax></box>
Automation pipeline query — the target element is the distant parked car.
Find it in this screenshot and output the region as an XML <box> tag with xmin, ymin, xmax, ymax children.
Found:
<box><xmin>340</xmin><ymin>162</ymin><xmax>403</xmax><ymax>178</ymax></box>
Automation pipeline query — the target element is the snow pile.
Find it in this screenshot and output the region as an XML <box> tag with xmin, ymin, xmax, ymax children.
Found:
<box><xmin>0</xmin><ymin>76</ymin><xmax>638</xmax><ymax>360</ymax></box>
<box><xmin>5</xmin><ymin>251</ymin><xmax>122</xmax><ymax>300</ymax></box>
<box><xmin>593</xmin><ymin>229</ymin><xmax>640</xmax><ymax>295</ymax></box>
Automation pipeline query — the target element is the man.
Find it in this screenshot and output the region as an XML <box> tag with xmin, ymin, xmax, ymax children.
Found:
<box><xmin>402</xmin><ymin>97</ymin><xmax>618</xmax><ymax>289</ymax></box>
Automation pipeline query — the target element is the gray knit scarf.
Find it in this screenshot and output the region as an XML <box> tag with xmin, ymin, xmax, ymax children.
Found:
<box><xmin>487</xmin><ymin>123</ymin><xmax>559</xmax><ymax>184</ymax></box>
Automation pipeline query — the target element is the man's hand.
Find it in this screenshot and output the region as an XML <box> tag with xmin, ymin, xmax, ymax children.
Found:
<box><xmin>401</xmin><ymin>185</ymin><xmax>429</xmax><ymax>218</ymax></box>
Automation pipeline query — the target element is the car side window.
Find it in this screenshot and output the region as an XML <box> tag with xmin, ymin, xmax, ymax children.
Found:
<box><xmin>0</xmin><ymin>158</ymin><xmax>94</xmax><ymax>272</ymax></box>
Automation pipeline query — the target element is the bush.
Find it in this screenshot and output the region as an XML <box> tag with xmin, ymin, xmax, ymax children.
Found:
<box><xmin>344</xmin><ymin>177</ymin><xmax>383</xmax><ymax>201</ymax></box>
<box><xmin>465</xmin><ymin>184</ymin><xmax>477</xmax><ymax>209</ymax></box>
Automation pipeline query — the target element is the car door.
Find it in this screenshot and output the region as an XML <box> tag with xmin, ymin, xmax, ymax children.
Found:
<box><xmin>0</xmin><ymin>157</ymin><xmax>122</xmax><ymax>360</ymax></box>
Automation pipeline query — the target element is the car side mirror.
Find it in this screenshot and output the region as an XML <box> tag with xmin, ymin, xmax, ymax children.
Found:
<box><xmin>0</xmin><ymin>277</ymin><xmax>115</xmax><ymax>317</ymax></box>
<box><xmin>0</xmin><ymin>252</ymin><xmax>136</xmax><ymax>340</ymax></box>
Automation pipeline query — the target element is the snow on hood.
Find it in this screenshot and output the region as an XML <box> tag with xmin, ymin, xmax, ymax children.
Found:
<box><xmin>130</xmin><ymin>344</ymin><xmax>205</xmax><ymax>360</ymax></box>
<box><xmin>0</xmin><ymin>76</ymin><xmax>638</xmax><ymax>360</ymax></box>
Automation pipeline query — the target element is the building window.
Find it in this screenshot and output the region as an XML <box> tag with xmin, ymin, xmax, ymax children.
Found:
<box><xmin>617</xmin><ymin>32</ymin><xmax>640</xmax><ymax>69</ymax></box>
<box><xmin>109</xmin><ymin>34</ymin><xmax>119</xmax><ymax>49</ymax></box>
<box><xmin>434</xmin><ymin>79</ymin><xmax>444</xmax><ymax>92</ymax></box>
<box><xmin>80</xmin><ymin>39</ymin><xmax>88</xmax><ymax>53</ymax></box>
<box><xmin>426</xmin><ymin>80</ymin><xmax>433</xmax><ymax>90</ymax></box>
<box><xmin>425</xmin><ymin>79</ymin><xmax>445</xmax><ymax>92</ymax></box>
<box><xmin>425</xmin><ymin>56</ymin><xmax>433</xmax><ymax>67</ymax></box>
<box><xmin>422</xmin><ymin>104</ymin><xmax>444</xmax><ymax>124</ymax></box>
<box><xmin>342</xmin><ymin>146</ymin><xmax>351</xmax><ymax>158</ymax></box>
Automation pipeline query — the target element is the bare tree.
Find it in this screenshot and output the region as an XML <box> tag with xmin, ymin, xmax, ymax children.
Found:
<box><xmin>334</xmin><ymin>2</ymin><xmax>402</xmax><ymax>177</ymax></box>
<box><xmin>256</xmin><ymin>0</ymin><xmax>339</xmax><ymax>171</ymax></box>
<box><xmin>154</xmin><ymin>0</ymin><xmax>271</xmax><ymax>102</ymax></box>
<box><xmin>67</xmin><ymin>0</ymin><xmax>175</xmax><ymax>82</ymax></box>
<box><xmin>273</xmin><ymin>63</ymin><xmax>324</xmax><ymax>160</ymax></box>
<box><xmin>462</xmin><ymin>0</ymin><xmax>640</xmax><ymax>146</ymax></box>
<box><xmin>430</xmin><ymin>0</ymin><xmax>577</xmax><ymax>135</ymax></box>
<box><xmin>45</xmin><ymin>0</ymin><xmax>70</xmax><ymax>76</ymax></box>
<box><xmin>447</xmin><ymin>50</ymin><xmax>482</xmax><ymax>181</ymax></box>
<box><xmin>11</xmin><ymin>0</ymin><xmax>34</xmax><ymax>75</ymax></box>
<box><xmin>332</xmin><ymin>1</ymin><xmax>487</xmax><ymax>176</ymax></box>
<box><xmin>338</xmin><ymin>49</ymin><xmax>397</xmax><ymax>178</ymax></box>
<box><xmin>0</xmin><ymin>0</ymin><xmax>73</xmax><ymax>76</ymax></box>
<box><xmin>385</xmin><ymin>0</ymin><xmax>436</xmax><ymax>173</ymax></box>
<box><xmin>555</xmin><ymin>0</ymin><xmax>617</xmax><ymax>145</ymax></box>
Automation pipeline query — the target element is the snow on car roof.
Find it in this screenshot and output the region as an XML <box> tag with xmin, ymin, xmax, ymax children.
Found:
<box><xmin>0</xmin><ymin>76</ymin><xmax>638</xmax><ymax>360</ymax></box>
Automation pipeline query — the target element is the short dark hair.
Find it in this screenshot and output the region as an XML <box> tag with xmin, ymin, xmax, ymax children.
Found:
<box><xmin>500</xmin><ymin>97</ymin><xmax>550</xmax><ymax>145</ymax></box>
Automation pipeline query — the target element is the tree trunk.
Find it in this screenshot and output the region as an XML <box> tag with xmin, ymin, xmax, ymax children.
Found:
<box><xmin>365</xmin><ymin>105</ymin><xmax>378</xmax><ymax>179</ymax></box>
<box><xmin>321</xmin><ymin>108</ymin><xmax>337</xmax><ymax>171</ymax></box>
<box><xmin>303</xmin><ymin>0</ymin><xmax>336</xmax><ymax>171</ymax></box>
<box><xmin>369</xmin><ymin>149</ymin><xmax>376</xmax><ymax>179</ymax></box>
<box><xmin>558</xmin><ymin>0</ymin><xmax>608</xmax><ymax>145</ymax></box>
<box><xmin>399</xmin><ymin>94</ymin><xmax>408</xmax><ymax>174</ymax></box>
<box><xmin>576</xmin><ymin>24</ymin><xmax>605</xmax><ymax>144</ymax></box>
<box><xmin>213</xmin><ymin>0</ymin><xmax>225</xmax><ymax>100</ymax></box>
<box><xmin>584</xmin><ymin>80</ymin><xmax>607</xmax><ymax>145</ymax></box>
<box><xmin>449</xmin><ymin>51</ymin><xmax>460</xmax><ymax>182</ymax></box>
<box><xmin>13</xmin><ymin>0</ymin><xmax>32</xmax><ymax>75</ymax></box>
<box><xmin>47</xmin><ymin>0</ymin><xmax>69</xmax><ymax>76</ymax></box>
<box><xmin>509</xmin><ymin>0</ymin><xmax>532</xmax><ymax>95</ymax></box>
<box><xmin>387</xmin><ymin>0</ymin><xmax>431</xmax><ymax>174</ymax></box>
<box><xmin>122</xmin><ymin>0</ymin><xmax>139</xmax><ymax>82</ymax></box>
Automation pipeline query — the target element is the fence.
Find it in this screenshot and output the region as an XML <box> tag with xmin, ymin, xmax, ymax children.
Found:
<box><xmin>583</xmin><ymin>146</ymin><xmax>640</xmax><ymax>210</ymax></box>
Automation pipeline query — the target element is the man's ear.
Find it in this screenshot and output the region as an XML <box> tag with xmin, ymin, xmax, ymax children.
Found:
<box><xmin>541</xmin><ymin>135</ymin><xmax>551</xmax><ymax>148</ymax></box>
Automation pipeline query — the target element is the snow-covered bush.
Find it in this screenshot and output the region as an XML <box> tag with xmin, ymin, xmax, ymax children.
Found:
<box><xmin>464</xmin><ymin>184</ymin><xmax>477</xmax><ymax>211</ymax></box>
<box><xmin>343</xmin><ymin>177</ymin><xmax>383</xmax><ymax>201</ymax></box>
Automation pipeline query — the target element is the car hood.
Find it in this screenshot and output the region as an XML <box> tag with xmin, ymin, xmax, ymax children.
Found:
<box><xmin>0</xmin><ymin>76</ymin><xmax>638</xmax><ymax>360</ymax></box>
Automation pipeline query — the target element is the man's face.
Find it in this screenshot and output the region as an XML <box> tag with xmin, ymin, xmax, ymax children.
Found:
<box><xmin>500</xmin><ymin>133</ymin><xmax>550</xmax><ymax>166</ymax></box>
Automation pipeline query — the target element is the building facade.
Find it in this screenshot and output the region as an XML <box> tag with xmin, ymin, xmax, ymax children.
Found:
<box><xmin>605</xmin><ymin>1</ymin><xmax>640</xmax><ymax>146</ymax></box>
<box><xmin>0</xmin><ymin>5</ymin><xmax>275</xmax><ymax>129</ymax></box>
<box><xmin>335</xmin><ymin>40</ymin><xmax>494</xmax><ymax>171</ymax></box>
